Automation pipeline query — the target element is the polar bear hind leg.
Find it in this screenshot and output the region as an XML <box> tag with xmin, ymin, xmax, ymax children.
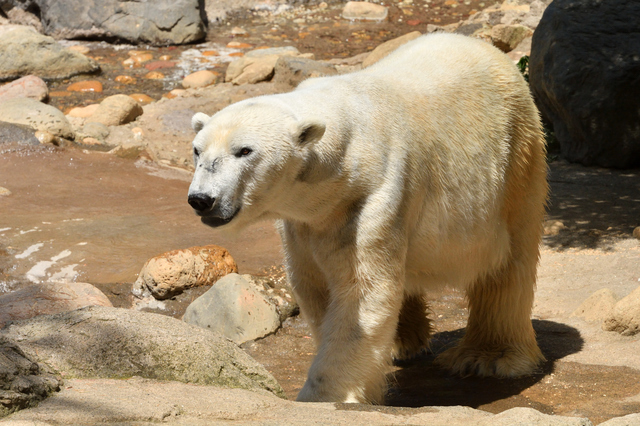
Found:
<box><xmin>435</xmin><ymin>96</ymin><xmax>548</xmax><ymax>378</ymax></box>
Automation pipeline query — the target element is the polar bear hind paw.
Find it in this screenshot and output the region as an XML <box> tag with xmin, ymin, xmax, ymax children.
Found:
<box><xmin>434</xmin><ymin>343</ymin><xmax>545</xmax><ymax>378</ymax></box>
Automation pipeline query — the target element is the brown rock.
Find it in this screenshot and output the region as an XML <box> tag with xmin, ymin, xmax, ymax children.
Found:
<box><xmin>182</xmin><ymin>70</ymin><xmax>218</xmax><ymax>89</ymax></box>
<box><xmin>362</xmin><ymin>31</ymin><xmax>422</xmax><ymax>68</ymax></box>
<box><xmin>115</xmin><ymin>75</ymin><xmax>137</xmax><ymax>85</ymax></box>
<box><xmin>633</xmin><ymin>226</ymin><xmax>640</xmax><ymax>240</ymax></box>
<box><xmin>67</xmin><ymin>103</ymin><xmax>100</xmax><ymax>118</ymax></box>
<box><xmin>67</xmin><ymin>81</ymin><xmax>103</xmax><ymax>93</ymax></box>
<box><xmin>0</xmin><ymin>281</ymin><xmax>112</xmax><ymax>328</ymax></box>
<box><xmin>90</xmin><ymin>94</ymin><xmax>143</xmax><ymax>126</ymax></box>
<box><xmin>132</xmin><ymin>245</ymin><xmax>238</xmax><ymax>300</ymax></box>
<box><xmin>129</xmin><ymin>93</ymin><xmax>155</xmax><ymax>104</ymax></box>
<box><xmin>603</xmin><ymin>286</ymin><xmax>640</xmax><ymax>336</ymax></box>
<box><xmin>0</xmin><ymin>75</ymin><xmax>49</xmax><ymax>102</ymax></box>
<box><xmin>342</xmin><ymin>1</ymin><xmax>389</xmax><ymax>21</ymax></box>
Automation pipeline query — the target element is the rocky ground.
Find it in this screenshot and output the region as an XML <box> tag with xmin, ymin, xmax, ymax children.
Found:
<box><xmin>1</xmin><ymin>0</ymin><xmax>640</xmax><ymax>424</ymax></box>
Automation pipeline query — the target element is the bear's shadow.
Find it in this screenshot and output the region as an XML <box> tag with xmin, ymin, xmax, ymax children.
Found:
<box><xmin>385</xmin><ymin>319</ymin><xmax>583</xmax><ymax>408</ymax></box>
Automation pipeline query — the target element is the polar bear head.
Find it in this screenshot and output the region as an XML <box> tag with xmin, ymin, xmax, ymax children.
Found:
<box><xmin>188</xmin><ymin>98</ymin><xmax>326</xmax><ymax>230</ymax></box>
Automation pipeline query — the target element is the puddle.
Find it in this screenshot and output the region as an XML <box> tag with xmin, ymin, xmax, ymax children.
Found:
<box><xmin>0</xmin><ymin>143</ymin><xmax>283</xmax><ymax>295</ymax></box>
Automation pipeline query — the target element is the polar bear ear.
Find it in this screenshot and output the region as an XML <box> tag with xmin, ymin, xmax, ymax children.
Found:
<box><xmin>296</xmin><ymin>120</ymin><xmax>326</xmax><ymax>146</ymax></box>
<box><xmin>191</xmin><ymin>112</ymin><xmax>211</xmax><ymax>132</ymax></box>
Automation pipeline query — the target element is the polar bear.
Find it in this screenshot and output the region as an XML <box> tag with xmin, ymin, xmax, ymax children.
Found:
<box><xmin>188</xmin><ymin>33</ymin><xmax>548</xmax><ymax>404</ymax></box>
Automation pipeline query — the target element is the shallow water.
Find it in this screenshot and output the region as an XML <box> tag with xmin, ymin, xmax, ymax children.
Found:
<box><xmin>0</xmin><ymin>143</ymin><xmax>283</xmax><ymax>293</ymax></box>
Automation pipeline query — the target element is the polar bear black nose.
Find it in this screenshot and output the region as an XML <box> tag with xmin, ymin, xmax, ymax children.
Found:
<box><xmin>188</xmin><ymin>194</ymin><xmax>215</xmax><ymax>212</ymax></box>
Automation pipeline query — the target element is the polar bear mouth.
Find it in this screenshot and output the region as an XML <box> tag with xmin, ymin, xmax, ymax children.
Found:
<box><xmin>200</xmin><ymin>208</ymin><xmax>240</xmax><ymax>228</ymax></box>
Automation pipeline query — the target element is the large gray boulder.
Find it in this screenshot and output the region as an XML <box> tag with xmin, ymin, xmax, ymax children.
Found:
<box><xmin>529</xmin><ymin>0</ymin><xmax>640</xmax><ymax>168</ymax></box>
<box><xmin>8</xmin><ymin>0</ymin><xmax>205</xmax><ymax>45</ymax></box>
<box><xmin>0</xmin><ymin>306</ymin><xmax>285</xmax><ymax>398</ymax></box>
<box><xmin>0</xmin><ymin>25</ymin><xmax>99</xmax><ymax>81</ymax></box>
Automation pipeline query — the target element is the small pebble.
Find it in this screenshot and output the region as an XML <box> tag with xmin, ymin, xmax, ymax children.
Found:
<box><xmin>227</xmin><ymin>41</ymin><xmax>253</xmax><ymax>49</ymax></box>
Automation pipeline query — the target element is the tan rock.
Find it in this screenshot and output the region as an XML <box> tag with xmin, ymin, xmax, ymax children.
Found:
<box><xmin>226</xmin><ymin>55</ymin><xmax>282</xmax><ymax>85</ymax></box>
<box><xmin>0</xmin><ymin>186</ymin><xmax>11</xmax><ymax>196</ymax></box>
<box><xmin>133</xmin><ymin>245</ymin><xmax>238</xmax><ymax>300</ymax></box>
<box><xmin>507</xmin><ymin>35</ymin><xmax>533</xmax><ymax>62</ymax></box>
<box><xmin>182</xmin><ymin>70</ymin><xmax>218</xmax><ymax>89</ymax></box>
<box><xmin>90</xmin><ymin>94</ymin><xmax>143</xmax><ymax>126</ymax></box>
<box><xmin>68</xmin><ymin>45</ymin><xmax>90</xmax><ymax>55</ymax></box>
<box><xmin>227</xmin><ymin>41</ymin><xmax>253</xmax><ymax>49</ymax></box>
<box><xmin>35</xmin><ymin>130</ymin><xmax>56</xmax><ymax>145</ymax></box>
<box><xmin>491</xmin><ymin>24</ymin><xmax>534</xmax><ymax>53</ymax></box>
<box><xmin>109</xmin><ymin>142</ymin><xmax>148</xmax><ymax>159</ymax></box>
<box><xmin>342</xmin><ymin>1</ymin><xmax>389</xmax><ymax>21</ymax></box>
<box><xmin>571</xmin><ymin>288</ymin><xmax>618</xmax><ymax>323</ymax></box>
<box><xmin>604</xmin><ymin>286</ymin><xmax>640</xmax><ymax>336</ymax></box>
<box><xmin>67</xmin><ymin>103</ymin><xmax>100</xmax><ymax>118</ymax></box>
<box><xmin>362</xmin><ymin>31</ymin><xmax>422</xmax><ymax>68</ymax></box>
<box><xmin>0</xmin><ymin>281</ymin><xmax>112</xmax><ymax>328</ymax></box>
<box><xmin>543</xmin><ymin>220</ymin><xmax>566</xmax><ymax>236</ymax></box>
<box><xmin>633</xmin><ymin>226</ymin><xmax>640</xmax><ymax>240</ymax></box>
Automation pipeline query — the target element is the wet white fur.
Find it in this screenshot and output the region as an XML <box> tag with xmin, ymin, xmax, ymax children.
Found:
<box><xmin>189</xmin><ymin>33</ymin><xmax>548</xmax><ymax>404</ymax></box>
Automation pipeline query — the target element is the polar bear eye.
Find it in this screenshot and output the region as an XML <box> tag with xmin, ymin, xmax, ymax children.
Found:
<box><xmin>237</xmin><ymin>147</ymin><xmax>252</xmax><ymax>157</ymax></box>
<box><xmin>193</xmin><ymin>147</ymin><xmax>200</xmax><ymax>157</ymax></box>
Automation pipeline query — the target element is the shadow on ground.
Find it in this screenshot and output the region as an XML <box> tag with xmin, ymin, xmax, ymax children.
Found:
<box><xmin>386</xmin><ymin>320</ymin><xmax>583</xmax><ymax>410</ymax></box>
<box><xmin>544</xmin><ymin>161</ymin><xmax>640</xmax><ymax>250</ymax></box>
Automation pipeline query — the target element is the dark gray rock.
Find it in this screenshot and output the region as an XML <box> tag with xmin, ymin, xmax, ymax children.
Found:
<box><xmin>8</xmin><ymin>0</ymin><xmax>206</xmax><ymax>45</ymax></box>
<box><xmin>0</xmin><ymin>122</ymin><xmax>40</xmax><ymax>146</ymax></box>
<box><xmin>0</xmin><ymin>306</ymin><xmax>285</xmax><ymax>398</ymax></box>
<box><xmin>0</xmin><ymin>25</ymin><xmax>99</xmax><ymax>81</ymax></box>
<box><xmin>273</xmin><ymin>56</ymin><xmax>337</xmax><ymax>88</ymax></box>
<box><xmin>0</xmin><ymin>337</ymin><xmax>62</xmax><ymax>418</ymax></box>
<box><xmin>529</xmin><ymin>0</ymin><xmax>640</xmax><ymax>168</ymax></box>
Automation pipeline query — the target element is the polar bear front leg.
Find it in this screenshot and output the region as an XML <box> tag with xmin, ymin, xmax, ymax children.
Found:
<box><xmin>296</xmin><ymin>247</ymin><xmax>406</xmax><ymax>404</ymax></box>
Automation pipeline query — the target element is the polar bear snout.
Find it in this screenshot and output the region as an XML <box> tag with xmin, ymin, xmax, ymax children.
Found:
<box><xmin>188</xmin><ymin>193</ymin><xmax>215</xmax><ymax>213</ymax></box>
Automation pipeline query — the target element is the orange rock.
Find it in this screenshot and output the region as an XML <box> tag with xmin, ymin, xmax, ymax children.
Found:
<box><xmin>159</xmin><ymin>55</ymin><xmax>172</xmax><ymax>61</ymax></box>
<box><xmin>227</xmin><ymin>41</ymin><xmax>253</xmax><ymax>49</ymax></box>
<box><xmin>144</xmin><ymin>71</ymin><xmax>165</xmax><ymax>79</ymax></box>
<box><xmin>127</xmin><ymin>50</ymin><xmax>146</xmax><ymax>57</ymax></box>
<box><xmin>115</xmin><ymin>75</ymin><xmax>137</xmax><ymax>84</ymax></box>
<box><xmin>133</xmin><ymin>245</ymin><xmax>238</xmax><ymax>300</ymax></box>
<box><xmin>129</xmin><ymin>93</ymin><xmax>154</xmax><ymax>104</ymax></box>
<box><xmin>229</xmin><ymin>52</ymin><xmax>244</xmax><ymax>57</ymax></box>
<box><xmin>182</xmin><ymin>70</ymin><xmax>218</xmax><ymax>89</ymax></box>
<box><xmin>67</xmin><ymin>81</ymin><xmax>103</xmax><ymax>92</ymax></box>
<box><xmin>202</xmin><ymin>50</ymin><xmax>219</xmax><ymax>56</ymax></box>
<box><xmin>82</xmin><ymin>137</ymin><xmax>103</xmax><ymax>146</ymax></box>
<box><xmin>163</xmin><ymin>89</ymin><xmax>186</xmax><ymax>99</ymax></box>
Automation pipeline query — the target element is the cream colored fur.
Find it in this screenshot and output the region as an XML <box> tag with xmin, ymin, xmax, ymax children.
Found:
<box><xmin>189</xmin><ymin>33</ymin><xmax>548</xmax><ymax>404</ymax></box>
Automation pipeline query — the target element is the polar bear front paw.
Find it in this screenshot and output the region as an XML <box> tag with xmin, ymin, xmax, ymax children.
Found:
<box><xmin>434</xmin><ymin>343</ymin><xmax>544</xmax><ymax>378</ymax></box>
